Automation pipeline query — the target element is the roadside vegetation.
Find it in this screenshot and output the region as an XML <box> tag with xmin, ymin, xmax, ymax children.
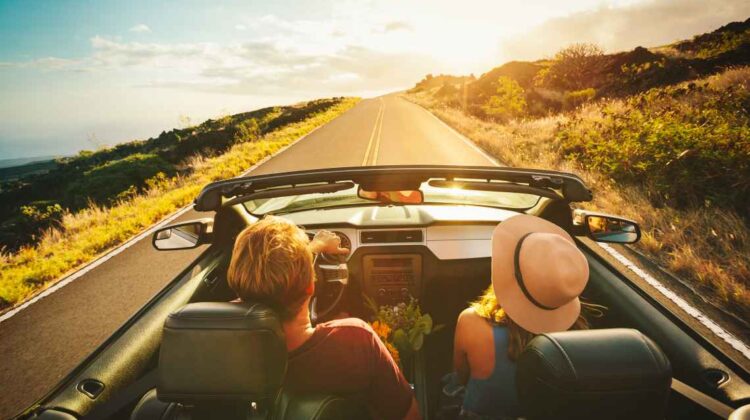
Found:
<box><xmin>0</xmin><ymin>99</ymin><xmax>343</xmax><ymax>250</ymax></box>
<box><xmin>405</xmin><ymin>18</ymin><xmax>750</xmax><ymax>321</ymax></box>
<box><xmin>0</xmin><ymin>97</ymin><xmax>359</xmax><ymax>310</ymax></box>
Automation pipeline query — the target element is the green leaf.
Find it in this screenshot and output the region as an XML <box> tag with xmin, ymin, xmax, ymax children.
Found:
<box><xmin>409</xmin><ymin>329</ymin><xmax>424</xmax><ymax>351</ymax></box>
<box><xmin>392</xmin><ymin>329</ymin><xmax>410</xmax><ymax>353</ymax></box>
<box><xmin>415</xmin><ymin>314</ymin><xmax>433</xmax><ymax>334</ymax></box>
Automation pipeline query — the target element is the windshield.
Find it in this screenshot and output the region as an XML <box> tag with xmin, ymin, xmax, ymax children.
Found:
<box><xmin>242</xmin><ymin>180</ymin><xmax>542</xmax><ymax>215</ymax></box>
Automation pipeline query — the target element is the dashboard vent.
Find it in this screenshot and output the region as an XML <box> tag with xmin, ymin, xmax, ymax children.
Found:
<box><xmin>360</xmin><ymin>230</ymin><xmax>423</xmax><ymax>244</ymax></box>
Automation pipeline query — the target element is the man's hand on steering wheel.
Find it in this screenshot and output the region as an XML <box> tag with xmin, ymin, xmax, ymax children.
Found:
<box><xmin>309</xmin><ymin>230</ymin><xmax>350</xmax><ymax>323</ymax></box>
<box><xmin>309</xmin><ymin>230</ymin><xmax>349</xmax><ymax>255</ymax></box>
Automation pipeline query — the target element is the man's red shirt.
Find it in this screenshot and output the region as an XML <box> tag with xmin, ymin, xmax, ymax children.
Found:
<box><xmin>284</xmin><ymin>318</ymin><xmax>413</xmax><ymax>419</ymax></box>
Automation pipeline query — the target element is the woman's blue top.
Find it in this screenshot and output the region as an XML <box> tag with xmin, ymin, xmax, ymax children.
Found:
<box><xmin>462</xmin><ymin>325</ymin><xmax>521</xmax><ymax>418</ymax></box>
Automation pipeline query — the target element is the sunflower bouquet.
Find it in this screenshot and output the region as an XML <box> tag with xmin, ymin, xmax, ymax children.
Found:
<box><xmin>366</xmin><ymin>296</ymin><xmax>441</xmax><ymax>370</ymax></box>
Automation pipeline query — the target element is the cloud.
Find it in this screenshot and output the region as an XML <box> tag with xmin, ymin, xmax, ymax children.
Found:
<box><xmin>501</xmin><ymin>0</ymin><xmax>750</xmax><ymax>60</ymax></box>
<box><xmin>0</xmin><ymin>57</ymin><xmax>83</xmax><ymax>71</ymax></box>
<box><xmin>89</xmin><ymin>35</ymin><xmax>218</xmax><ymax>69</ymax></box>
<box><xmin>383</xmin><ymin>21</ymin><xmax>413</xmax><ymax>32</ymax></box>
<box><xmin>0</xmin><ymin>35</ymin><xmax>435</xmax><ymax>95</ymax></box>
<box><xmin>129</xmin><ymin>24</ymin><xmax>151</xmax><ymax>33</ymax></box>
<box><xmin>158</xmin><ymin>42</ymin><xmax>438</xmax><ymax>95</ymax></box>
<box><xmin>1</xmin><ymin>10</ymin><xmax>433</xmax><ymax>97</ymax></box>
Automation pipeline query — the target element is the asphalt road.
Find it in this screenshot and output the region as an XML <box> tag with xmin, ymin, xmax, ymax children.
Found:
<box><xmin>0</xmin><ymin>94</ymin><xmax>495</xmax><ymax>418</ymax></box>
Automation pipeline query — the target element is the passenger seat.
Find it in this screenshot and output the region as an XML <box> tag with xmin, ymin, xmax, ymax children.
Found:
<box><xmin>516</xmin><ymin>328</ymin><xmax>672</xmax><ymax>420</ymax></box>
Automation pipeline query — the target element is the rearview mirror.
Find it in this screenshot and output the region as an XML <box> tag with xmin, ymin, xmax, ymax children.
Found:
<box><xmin>357</xmin><ymin>187</ymin><xmax>424</xmax><ymax>204</ymax></box>
<box><xmin>573</xmin><ymin>210</ymin><xmax>641</xmax><ymax>244</ymax></box>
<box><xmin>152</xmin><ymin>219</ymin><xmax>213</xmax><ymax>250</ymax></box>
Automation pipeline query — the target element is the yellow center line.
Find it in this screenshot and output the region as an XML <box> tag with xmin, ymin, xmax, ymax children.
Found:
<box><xmin>371</xmin><ymin>99</ymin><xmax>385</xmax><ymax>165</ymax></box>
<box><xmin>362</xmin><ymin>98</ymin><xmax>385</xmax><ymax>166</ymax></box>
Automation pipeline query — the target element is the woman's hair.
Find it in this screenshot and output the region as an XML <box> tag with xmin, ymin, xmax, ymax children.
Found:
<box><xmin>227</xmin><ymin>216</ymin><xmax>313</xmax><ymax>320</ymax></box>
<box><xmin>470</xmin><ymin>286</ymin><xmax>605</xmax><ymax>360</ymax></box>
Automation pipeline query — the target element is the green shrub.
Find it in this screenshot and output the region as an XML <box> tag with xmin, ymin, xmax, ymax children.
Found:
<box><xmin>18</xmin><ymin>202</ymin><xmax>64</xmax><ymax>236</ymax></box>
<box><xmin>435</xmin><ymin>83</ymin><xmax>461</xmax><ymax>107</ymax></box>
<box><xmin>562</xmin><ymin>88</ymin><xmax>596</xmax><ymax>110</ymax></box>
<box><xmin>557</xmin><ymin>73</ymin><xmax>750</xmax><ymax>213</ymax></box>
<box><xmin>65</xmin><ymin>153</ymin><xmax>175</xmax><ymax>207</ymax></box>
<box><xmin>482</xmin><ymin>77</ymin><xmax>527</xmax><ymax>121</ymax></box>
<box><xmin>233</xmin><ymin>118</ymin><xmax>260</xmax><ymax>143</ymax></box>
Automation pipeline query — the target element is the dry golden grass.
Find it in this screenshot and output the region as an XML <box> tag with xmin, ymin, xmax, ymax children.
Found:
<box><xmin>0</xmin><ymin>98</ymin><xmax>360</xmax><ymax>310</ymax></box>
<box><xmin>405</xmin><ymin>87</ymin><xmax>750</xmax><ymax>319</ymax></box>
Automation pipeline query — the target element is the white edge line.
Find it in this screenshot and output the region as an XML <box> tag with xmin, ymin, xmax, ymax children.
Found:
<box><xmin>408</xmin><ymin>98</ymin><xmax>502</xmax><ymax>167</ymax></box>
<box><xmin>599</xmin><ymin>243</ymin><xmax>750</xmax><ymax>360</ymax></box>
<box><xmin>0</xmin><ymin>115</ymin><xmax>334</xmax><ymax>324</ymax></box>
<box><xmin>413</xmin><ymin>98</ymin><xmax>750</xmax><ymax>360</ymax></box>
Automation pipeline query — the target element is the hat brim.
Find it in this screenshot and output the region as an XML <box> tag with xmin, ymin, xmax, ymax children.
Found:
<box><xmin>492</xmin><ymin>215</ymin><xmax>583</xmax><ymax>334</ymax></box>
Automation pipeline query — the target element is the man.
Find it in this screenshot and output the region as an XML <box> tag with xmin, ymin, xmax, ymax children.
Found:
<box><xmin>227</xmin><ymin>216</ymin><xmax>421</xmax><ymax>420</ymax></box>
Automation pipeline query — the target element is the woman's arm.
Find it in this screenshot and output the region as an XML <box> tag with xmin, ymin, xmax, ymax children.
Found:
<box><xmin>453</xmin><ymin>308</ymin><xmax>472</xmax><ymax>385</ymax></box>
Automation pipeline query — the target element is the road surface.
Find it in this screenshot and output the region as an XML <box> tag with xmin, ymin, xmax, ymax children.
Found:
<box><xmin>0</xmin><ymin>94</ymin><xmax>495</xmax><ymax>418</ymax></box>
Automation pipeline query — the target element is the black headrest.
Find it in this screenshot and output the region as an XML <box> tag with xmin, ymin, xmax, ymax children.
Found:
<box><xmin>517</xmin><ymin>328</ymin><xmax>672</xmax><ymax>420</ymax></box>
<box><xmin>157</xmin><ymin>302</ymin><xmax>287</xmax><ymax>403</ymax></box>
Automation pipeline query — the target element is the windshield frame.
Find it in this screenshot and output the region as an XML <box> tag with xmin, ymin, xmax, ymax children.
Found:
<box><xmin>194</xmin><ymin>165</ymin><xmax>592</xmax><ymax>212</ymax></box>
<box><xmin>241</xmin><ymin>180</ymin><xmax>544</xmax><ymax>216</ymax></box>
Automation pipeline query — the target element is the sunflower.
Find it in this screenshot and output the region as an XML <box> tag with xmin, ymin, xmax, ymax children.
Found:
<box><xmin>371</xmin><ymin>320</ymin><xmax>391</xmax><ymax>340</ymax></box>
<box><xmin>385</xmin><ymin>341</ymin><xmax>401</xmax><ymax>366</ymax></box>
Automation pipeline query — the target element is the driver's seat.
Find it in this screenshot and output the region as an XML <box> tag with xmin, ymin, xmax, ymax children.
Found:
<box><xmin>130</xmin><ymin>302</ymin><xmax>369</xmax><ymax>420</ymax></box>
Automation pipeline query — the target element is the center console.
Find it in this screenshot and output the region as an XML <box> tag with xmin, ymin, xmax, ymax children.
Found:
<box><xmin>362</xmin><ymin>254</ymin><xmax>422</xmax><ymax>305</ymax></box>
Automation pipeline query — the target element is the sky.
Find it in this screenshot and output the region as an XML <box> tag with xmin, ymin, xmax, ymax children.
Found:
<box><xmin>1</xmin><ymin>0</ymin><xmax>748</xmax><ymax>160</ymax></box>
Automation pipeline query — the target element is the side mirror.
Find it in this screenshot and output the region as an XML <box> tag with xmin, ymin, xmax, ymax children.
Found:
<box><xmin>573</xmin><ymin>210</ymin><xmax>641</xmax><ymax>244</ymax></box>
<box><xmin>152</xmin><ymin>219</ymin><xmax>213</xmax><ymax>250</ymax></box>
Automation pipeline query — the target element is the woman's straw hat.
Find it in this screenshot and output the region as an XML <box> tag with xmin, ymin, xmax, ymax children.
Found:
<box><xmin>492</xmin><ymin>214</ymin><xmax>589</xmax><ymax>334</ymax></box>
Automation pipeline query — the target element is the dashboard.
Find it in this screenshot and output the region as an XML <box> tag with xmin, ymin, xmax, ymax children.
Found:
<box><xmin>287</xmin><ymin>204</ymin><xmax>519</xmax><ymax>305</ymax></box>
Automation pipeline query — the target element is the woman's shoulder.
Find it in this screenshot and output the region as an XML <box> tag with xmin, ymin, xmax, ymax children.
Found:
<box><xmin>458</xmin><ymin>307</ymin><xmax>486</xmax><ymax>326</ymax></box>
<box><xmin>457</xmin><ymin>307</ymin><xmax>508</xmax><ymax>338</ymax></box>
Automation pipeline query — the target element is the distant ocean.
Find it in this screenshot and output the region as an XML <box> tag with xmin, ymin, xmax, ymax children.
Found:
<box><xmin>0</xmin><ymin>155</ymin><xmax>61</xmax><ymax>169</ymax></box>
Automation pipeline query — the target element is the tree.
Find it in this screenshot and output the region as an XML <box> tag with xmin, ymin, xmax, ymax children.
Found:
<box><xmin>541</xmin><ymin>43</ymin><xmax>605</xmax><ymax>90</ymax></box>
<box><xmin>482</xmin><ymin>76</ymin><xmax>527</xmax><ymax>121</ymax></box>
<box><xmin>178</xmin><ymin>114</ymin><xmax>193</xmax><ymax>129</ymax></box>
<box><xmin>18</xmin><ymin>202</ymin><xmax>64</xmax><ymax>236</ymax></box>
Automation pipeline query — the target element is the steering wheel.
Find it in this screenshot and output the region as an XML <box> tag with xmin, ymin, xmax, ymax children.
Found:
<box><xmin>310</xmin><ymin>250</ymin><xmax>349</xmax><ymax>323</ymax></box>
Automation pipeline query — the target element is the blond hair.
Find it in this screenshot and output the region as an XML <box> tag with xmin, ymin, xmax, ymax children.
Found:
<box><xmin>227</xmin><ymin>216</ymin><xmax>313</xmax><ymax>319</ymax></box>
<box><xmin>471</xmin><ymin>286</ymin><xmax>603</xmax><ymax>360</ymax></box>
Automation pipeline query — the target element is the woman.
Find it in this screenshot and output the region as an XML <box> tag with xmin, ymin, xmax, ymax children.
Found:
<box><xmin>452</xmin><ymin>214</ymin><xmax>603</xmax><ymax>419</ymax></box>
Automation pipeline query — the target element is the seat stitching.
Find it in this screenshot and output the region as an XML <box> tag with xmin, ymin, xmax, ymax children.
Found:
<box><xmin>635</xmin><ymin>331</ymin><xmax>660</xmax><ymax>371</ymax></box>
<box><xmin>526</xmin><ymin>347</ymin><xmax>562</xmax><ymax>377</ymax></box>
<box><xmin>312</xmin><ymin>396</ymin><xmax>336</xmax><ymax>418</ymax></box>
<box><xmin>543</xmin><ymin>334</ymin><xmax>577</xmax><ymax>379</ymax></box>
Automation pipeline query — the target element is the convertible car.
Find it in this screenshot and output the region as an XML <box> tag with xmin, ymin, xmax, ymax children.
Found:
<box><xmin>19</xmin><ymin>166</ymin><xmax>750</xmax><ymax>420</ymax></box>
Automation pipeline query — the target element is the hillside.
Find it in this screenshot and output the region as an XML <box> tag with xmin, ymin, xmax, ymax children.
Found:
<box><xmin>411</xmin><ymin>17</ymin><xmax>750</xmax><ymax>118</ymax></box>
<box><xmin>405</xmin><ymin>19</ymin><xmax>750</xmax><ymax>322</ymax></box>
<box><xmin>0</xmin><ymin>99</ymin><xmax>344</xmax><ymax>251</ymax></box>
<box><xmin>0</xmin><ymin>97</ymin><xmax>359</xmax><ymax>310</ymax></box>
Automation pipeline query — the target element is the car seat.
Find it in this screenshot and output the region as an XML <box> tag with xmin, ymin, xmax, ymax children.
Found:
<box><xmin>516</xmin><ymin>328</ymin><xmax>672</xmax><ymax>420</ymax></box>
<box><xmin>130</xmin><ymin>302</ymin><xmax>369</xmax><ymax>420</ymax></box>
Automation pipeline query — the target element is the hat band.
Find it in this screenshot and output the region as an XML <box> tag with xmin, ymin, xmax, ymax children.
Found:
<box><xmin>514</xmin><ymin>232</ymin><xmax>559</xmax><ymax>311</ymax></box>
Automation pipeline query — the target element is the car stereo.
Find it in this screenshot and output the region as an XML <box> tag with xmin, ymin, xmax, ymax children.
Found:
<box><xmin>362</xmin><ymin>254</ymin><xmax>422</xmax><ymax>304</ymax></box>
